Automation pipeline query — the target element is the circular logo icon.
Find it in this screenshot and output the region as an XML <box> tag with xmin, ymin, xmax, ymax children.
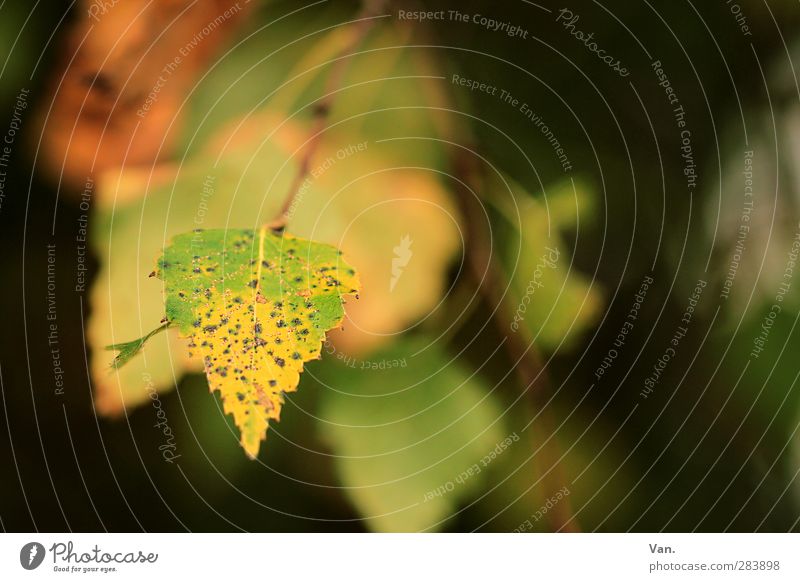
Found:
<box><xmin>19</xmin><ymin>542</ymin><xmax>45</xmax><ymax>570</ymax></box>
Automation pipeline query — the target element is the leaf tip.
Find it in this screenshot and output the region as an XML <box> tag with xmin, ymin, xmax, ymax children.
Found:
<box><xmin>242</xmin><ymin>438</ymin><xmax>261</xmax><ymax>460</ymax></box>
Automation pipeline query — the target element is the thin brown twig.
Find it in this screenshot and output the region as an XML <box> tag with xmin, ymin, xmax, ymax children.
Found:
<box><xmin>452</xmin><ymin>149</ymin><xmax>580</xmax><ymax>533</ymax></box>
<box><xmin>267</xmin><ymin>0</ymin><xmax>387</xmax><ymax>233</ymax></box>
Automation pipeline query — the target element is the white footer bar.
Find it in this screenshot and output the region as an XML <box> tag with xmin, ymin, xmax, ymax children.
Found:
<box><xmin>1</xmin><ymin>533</ymin><xmax>797</xmax><ymax>580</ymax></box>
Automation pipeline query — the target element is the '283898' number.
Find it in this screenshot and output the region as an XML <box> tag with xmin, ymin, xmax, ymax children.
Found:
<box><xmin>736</xmin><ymin>561</ymin><xmax>780</xmax><ymax>571</ymax></box>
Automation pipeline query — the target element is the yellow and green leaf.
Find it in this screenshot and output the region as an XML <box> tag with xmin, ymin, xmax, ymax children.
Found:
<box><xmin>110</xmin><ymin>228</ymin><xmax>359</xmax><ymax>459</ymax></box>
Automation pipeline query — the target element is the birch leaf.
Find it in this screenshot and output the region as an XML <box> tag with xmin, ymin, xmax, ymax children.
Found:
<box><xmin>113</xmin><ymin>228</ymin><xmax>359</xmax><ymax>458</ymax></box>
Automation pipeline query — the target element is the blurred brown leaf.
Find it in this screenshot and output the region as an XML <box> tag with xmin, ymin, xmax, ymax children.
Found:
<box><xmin>35</xmin><ymin>0</ymin><xmax>256</xmax><ymax>189</ymax></box>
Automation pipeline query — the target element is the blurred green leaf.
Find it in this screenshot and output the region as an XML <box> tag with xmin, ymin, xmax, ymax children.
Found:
<box><xmin>495</xmin><ymin>177</ymin><xmax>603</xmax><ymax>351</ymax></box>
<box><xmin>318</xmin><ymin>338</ymin><xmax>506</xmax><ymax>532</ymax></box>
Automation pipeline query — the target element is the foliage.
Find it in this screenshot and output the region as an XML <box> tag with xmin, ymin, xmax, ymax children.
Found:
<box><xmin>109</xmin><ymin>228</ymin><xmax>359</xmax><ymax>458</ymax></box>
<box><xmin>319</xmin><ymin>339</ymin><xmax>505</xmax><ymax>532</ymax></box>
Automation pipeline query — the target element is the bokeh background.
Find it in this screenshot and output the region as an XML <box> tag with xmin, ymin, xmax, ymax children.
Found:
<box><xmin>1</xmin><ymin>0</ymin><xmax>800</xmax><ymax>532</ymax></box>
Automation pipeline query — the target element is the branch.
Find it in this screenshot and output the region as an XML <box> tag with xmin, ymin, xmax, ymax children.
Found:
<box><xmin>267</xmin><ymin>0</ymin><xmax>387</xmax><ymax>232</ymax></box>
<box><xmin>452</xmin><ymin>148</ymin><xmax>580</xmax><ymax>533</ymax></box>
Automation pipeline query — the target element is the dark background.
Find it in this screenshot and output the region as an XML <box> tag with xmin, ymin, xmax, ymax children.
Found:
<box><xmin>1</xmin><ymin>0</ymin><xmax>800</xmax><ymax>531</ymax></box>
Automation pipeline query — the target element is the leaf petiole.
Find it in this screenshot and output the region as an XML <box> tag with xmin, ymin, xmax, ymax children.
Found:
<box><xmin>105</xmin><ymin>321</ymin><xmax>170</xmax><ymax>370</ymax></box>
